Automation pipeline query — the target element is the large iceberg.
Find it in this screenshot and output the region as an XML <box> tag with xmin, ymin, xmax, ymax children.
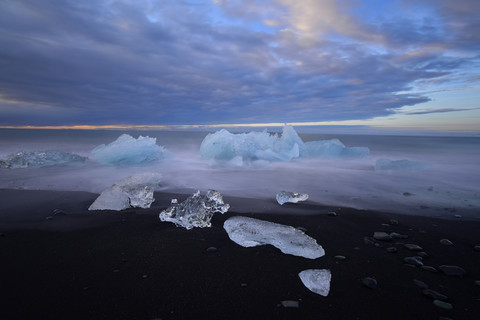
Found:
<box><xmin>223</xmin><ymin>216</ymin><xmax>325</xmax><ymax>259</ymax></box>
<box><xmin>89</xmin><ymin>173</ymin><xmax>163</xmax><ymax>211</ymax></box>
<box><xmin>0</xmin><ymin>150</ymin><xmax>87</xmax><ymax>169</ymax></box>
<box><xmin>276</xmin><ymin>191</ymin><xmax>309</xmax><ymax>205</ymax></box>
<box><xmin>159</xmin><ymin>190</ymin><xmax>230</xmax><ymax>229</ymax></box>
<box><xmin>200</xmin><ymin>125</ymin><xmax>369</xmax><ymax>164</ymax></box>
<box><xmin>375</xmin><ymin>158</ymin><xmax>431</xmax><ymax>172</ymax></box>
<box><xmin>91</xmin><ymin>134</ymin><xmax>170</xmax><ymax>165</ymax></box>
<box><xmin>299</xmin><ymin>269</ymin><xmax>331</xmax><ymax>296</ymax></box>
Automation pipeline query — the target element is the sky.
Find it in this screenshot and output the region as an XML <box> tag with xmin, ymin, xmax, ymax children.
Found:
<box><xmin>0</xmin><ymin>0</ymin><xmax>479</xmax><ymax>133</ymax></box>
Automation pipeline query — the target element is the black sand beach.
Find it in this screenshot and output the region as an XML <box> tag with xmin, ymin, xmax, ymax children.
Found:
<box><xmin>1</xmin><ymin>189</ymin><xmax>480</xmax><ymax>319</ymax></box>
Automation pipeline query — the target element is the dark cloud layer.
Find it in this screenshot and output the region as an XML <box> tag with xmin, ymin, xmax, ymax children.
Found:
<box><xmin>0</xmin><ymin>0</ymin><xmax>478</xmax><ymax>126</ymax></box>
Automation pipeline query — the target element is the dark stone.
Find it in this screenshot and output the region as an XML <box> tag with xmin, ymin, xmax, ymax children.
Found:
<box><xmin>52</xmin><ymin>209</ymin><xmax>67</xmax><ymax>216</ymax></box>
<box><xmin>362</xmin><ymin>277</ymin><xmax>378</xmax><ymax>289</ymax></box>
<box><xmin>413</xmin><ymin>279</ymin><xmax>428</xmax><ymax>289</ymax></box>
<box><xmin>474</xmin><ymin>245</ymin><xmax>480</xmax><ymax>252</ymax></box>
<box><xmin>433</xmin><ymin>300</ymin><xmax>453</xmax><ymax>310</ymax></box>
<box><xmin>404</xmin><ymin>244</ymin><xmax>423</xmax><ymax>251</ymax></box>
<box><xmin>389</xmin><ymin>219</ymin><xmax>399</xmax><ymax>226</ymax></box>
<box><xmin>45</xmin><ymin>216</ymin><xmax>54</xmax><ymax>220</ymax></box>
<box><xmin>327</xmin><ymin>211</ymin><xmax>337</xmax><ymax>216</ymax></box>
<box><xmin>423</xmin><ymin>289</ymin><xmax>448</xmax><ymax>301</ymax></box>
<box><xmin>403</xmin><ymin>192</ymin><xmax>413</xmax><ymax>196</ymax></box>
<box><xmin>206</xmin><ymin>246</ymin><xmax>218</xmax><ymax>253</ymax></box>
<box><xmin>334</xmin><ymin>255</ymin><xmax>346</xmax><ymax>260</ymax></box>
<box><xmin>386</xmin><ymin>247</ymin><xmax>397</xmax><ymax>253</ymax></box>
<box><xmin>421</xmin><ymin>266</ymin><xmax>438</xmax><ymax>273</ymax></box>
<box><xmin>403</xmin><ymin>257</ymin><xmax>423</xmax><ymax>267</ymax></box>
<box><xmin>390</xmin><ymin>232</ymin><xmax>408</xmax><ymax>239</ymax></box>
<box><xmin>417</xmin><ymin>251</ymin><xmax>428</xmax><ymax>258</ymax></box>
<box><xmin>373</xmin><ymin>232</ymin><xmax>392</xmax><ymax>241</ymax></box>
<box><xmin>440</xmin><ymin>239</ymin><xmax>453</xmax><ymax>246</ymax></box>
<box><xmin>438</xmin><ymin>265</ymin><xmax>466</xmax><ymax>277</ymax></box>
<box><xmin>281</xmin><ymin>300</ymin><xmax>299</xmax><ymax>308</ymax></box>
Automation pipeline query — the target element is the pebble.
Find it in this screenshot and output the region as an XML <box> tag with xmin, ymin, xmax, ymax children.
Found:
<box><xmin>113</xmin><ymin>269</ymin><xmax>120</xmax><ymax>273</ymax></box>
<box><xmin>417</xmin><ymin>251</ymin><xmax>429</xmax><ymax>258</ymax></box>
<box><xmin>0</xmin><ymin>233</ymin><xmax>4</xmax><ymax>237</ymax></box>
<box><xmin>438</xmin><ymin>265</ymin><xmax>466</xmax><ymax>277</ymax></box>
<box><xmin>474</xmin><ymin>280</ymin><xmax>480</xmax><ymax>287</ymax></box>
<box><xmin>403</xmin><ymin>257</ymin><xmax>423</xmax><ymax>267</ymax></box>
<box><xmin>423</xmin><ymin>289</ymin><xmax>448</xmax><ymax>301</ymax></box>
<box><xmin>206</xmin><ymin>246</ymin><xmax>218</xmax><ymax>253</ymax></box>
<box><xmin>404</xmin><ymin>244</ymin><xmax>423</xmax><ymax>251</ymax></box>
<box><xmin>334</xmin><ymin>255</ymin><xmax>346</xmax><ymax>260</ymax></box>
<box><xmin>440</xmin><ymin>239</ymin><xmax>453</xmax><ymax>246</ymax></box>
<box><xmin>373</xmin><ymin>232</ymin><xmax>392</xmax><ymax>241</ymax></box>
<box><xmin>433</xmin><ymin>300</ymin><xmax>453</xmax><ymax>310</ymax></box>
<box><xmin>45</xmin><ymin>216</ymin><xmax>54</xmax><ymax>220</ymax></box>
<box><xmin>241</xmin><ymin>283</ymin><xmax>247</xmax><ymax>287</ymax></box>
<box><xmin>386</xmin><ymin>247</ymin><xmax>398</xmax><ymax>253</ymax></box>
<box><xmin>281</xmin><ymin>300</ymin><xmax>299</xmax><ymax>308</ymax></box>
<box><xmin>52</xmin><ymin>209</ymin><xmax>67</xmax><ymax>216</ymax></box>
<box><xmin>362</xmin><ymin>277</ymin><xmax>378</xmax><ymax>289</ymax></box>
<box><xmin>474</xmin><ymin>245</ymin><xmax>480</xmax><ymax>252</ymax></box>
<box><xmin>142</xmin><ymin>274</ymin><xmax>148</xmax><ymax>279</ymax></box>
<box><xmin>453</xmin><ymin>214</ymin><xmax>462</xmax><ymax>218</ymax></box>
<box><xmin>403</xmin><ymin>192</ymin><xmax>413</xmax><ymax>196</ymax></box>
<box><xmin>390</xmin><ymin>232</ymin><xmax>408</xmax><ymax>239</ymax></box>
<box><xmin>363</xmin><ymin>237</ymin><xmax>376</xmax><ymax>245</ymax></box>
<box><xmin>413</xmin><ymin>279</ymin><xmax>429</xmax><ymax>289</ymax></box>
<box><xmin>421</xmin><ymin>266</ymin><xmax>438</xmax><ymax>273</ymax></box>
<box><xmin>327</xmin><ymin>211</ymin><xmax>337</xmax><ymax>216</ymax></box>
<box><xmin>389</xmin><ymin>219</ymin><xmax>399</xmax><ymax>226</ymax></box>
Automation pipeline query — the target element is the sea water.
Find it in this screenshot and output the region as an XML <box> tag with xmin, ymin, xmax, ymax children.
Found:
<box><xmin>0</xmin><ymin>128</ymin><xmax>479</xmax><ymax>218</ymax></box>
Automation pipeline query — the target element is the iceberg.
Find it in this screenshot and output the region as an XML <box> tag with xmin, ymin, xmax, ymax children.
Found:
<box><xmin>91</xmin><ymin>134</ymin><xmax>170</xmax><ymax>166</ymax></box>
<box><xmin>305</xmin><ymin>139</ymin><xmax>369</xmax><ymax>158</ymax></box>
<box><xmin>276</xmin><ymin>191</ymin><xmax>309</xmax><ymax>205</ymax></box>
<box><xmin>223</xmin><ymin>216</ymin><xmax>325</xmax><ymax>259</ymax></box>
<box><xmin>159</xmin><ymin>190</ymin><xmax>230</xmax><ymax>229</ymax></box>
<box><xmin>299</xmin><ymin>269</ymin><xmax>331</xmax><ymax>296</ymax></box>
<box><xmin>88</xmin><ymin>173</ymin><xmax>163</xmax><ymax>211</ymax></box>
<box><xmin>0</xmin><ymin>150</ymin><xmax>87</xmax><ymax>168</ymax></box>
<box><xmin>375</xmin><ymin>158</ymin><xmax>430</xmax><ymax>172</ymax></box>
<box><xmin>200</xmin><ymin>125</ymin><xmax>369</xmax><ymax>164</ymax></box>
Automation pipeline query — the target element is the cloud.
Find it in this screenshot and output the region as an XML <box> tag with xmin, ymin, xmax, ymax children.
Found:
<box><xmin>0</xmin><ymin>0</ymin><xmax>478</xmax><ymax>127</ymax></box>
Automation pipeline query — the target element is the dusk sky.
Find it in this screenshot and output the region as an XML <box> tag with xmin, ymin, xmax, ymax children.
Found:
<box><xmin>0</xmin><ymin>0</ymin><xmax>479</xmax><ymax>133</ymax></box>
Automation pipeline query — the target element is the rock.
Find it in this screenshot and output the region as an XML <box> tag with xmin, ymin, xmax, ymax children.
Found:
<box><xmin>363</xmin><ymin>237</ymin><xmax>376</xmax><ymax>245</ymax></box>
<box><xmin>433</xmin><ymin>300</ymin><xmax>453</xmax><ymax>310</ymax></box>
<box><xmin>389</xmin><ymin>219</ymin><xmax>399</xmax><ymax>226</ymax></box>
<box><xmin>453</xmin><ymin>214</ymin><xmax>462</xmax><ymax>218</ymax></box>
<box><xmin>403</xmin><ymin>192</ymin><xmax>413</xmax><ymax>196</ymax></box>
<box><xmin>413</xmin><ymin>279</ymin><xmax>428</xmax><ymax>289</ymax></box>
<box><xmin>404</xmin><ymin>244</ymin><xmax>423</xmax><ymax>251</ymax></box>
<box><xmin>0</xmin><ymin>233</ymin><xmax>5</xmax><ymax>237</ymax></box>
<box><xmin>421</xmin><ymin>266</ymin><xmax>438</xmax><ymax>273</ymax></box>
<box><xmin>142</xmin><ymin>274</ymin><xmax>148</xmax><ymax>279</ymax></box>
<box><xmin>423</xmin><ymin>289</ymin><xmax>448</xmax><ymax>300</ymax></box>
<box><xmin>390</xmin><ymin>232</ymin><xmax>408</xmax><ymax>239</ymax></box>
<box><xmin>438</xmin><ymin>265</ymin><xmax>466</xmax><ymax>277</ymax></box>
<box><xmin>52</xmin><ymin>209</ymin><xmax>67</xmax><ymax>216</ymax></box>
<box><xmin>474</xmin><ymin>245</ymin><xmax>480</xmax><ymax>252</ymax></box>
<box><xmin>362</xmin><ymin>277</ymin><xmax>377</xmax><ymax>289</ymax></box>
<box><xmin>386</xmin><ymin>247</ymin><xmax>398</xmax><ymax>253</ymax></box>
<box><xmin>327</xmin><ymin>211</ymin><xmax>337</xmax><ymax>216</ymax></box>
<box><xmin>206</xmin><ymin>246</ymin><xmax>218</xmax><ymax>253</ymax></box>
<box><xmin>334</xmin><ymin>255</ymin><xmax>346</xmax><ymax>260</ymax></box>
<box><xmin>373</xmin><ymin>232</ymin><xmax>392</xmax><ymax>241</ymax></box>
<box><xmin>474</xmin><ymin>280</ymin><xmax>480</xmax><ymax>287</ymax></box>
<box><xmin>281</xmin><ymin>300</ymin><xmax>299</xmax><ymax>308</ymax></box>
<box><xmin>440</xmin><ymin>239</ymin><xmax>453</xmax><ymax>246</ymax></box>
<box><xmin>45</xmin><ymin>216</ymin><xmax>54</xmax><ymax>220</ymax></box>
<box><xmin>417</xmin><ymin>251</ymin><xmax>428</xmax><ymax>258</ymax></box>
<box><xmin>404</xmin><ymin>257</ymin><xmax>423</xmax><ymax>267</ymax></box>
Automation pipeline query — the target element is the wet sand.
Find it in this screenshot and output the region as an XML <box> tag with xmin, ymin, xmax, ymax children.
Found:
<box><xmin>1</xmin><ymin>188</ymin><xmax>479</xmax><ymax>319</ymax></box>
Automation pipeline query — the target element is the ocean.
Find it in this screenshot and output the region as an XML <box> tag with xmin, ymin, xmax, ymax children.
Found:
<box><xmin>1</xmin><ymin>128</ymin><xmax>479</xmax><ymax>218</ymax></box>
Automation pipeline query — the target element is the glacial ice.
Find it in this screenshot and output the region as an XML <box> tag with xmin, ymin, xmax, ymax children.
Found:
<box><xmin>0</xmin><ymin>150</ymin><xmax>87</xmax><ymax>168</ymax></box>
<box><xmin>199</xmin><ymin>125</ymin><xmax>369</xmax><ymax>164</ymax></box>
<box><xmin>88</xmin><ymin>173</ymin><xmax>163</xmax><ymax>211</ymax></box>
<box><xmin>375</xmin><ymin>158</ymin><xmax>430</xmax><ymax>172</ymax></box>
<box><xmin>276</xmin><ymin>191</ymin><xmax>309</xmax><ymax>205</ymax></box>
<box><xmin>223</xmin><ymin>216</ymin><xmax>325</xmax><ymax>259</ymax></box>
<box><xmin>159</xmin><ymin>190</ymin><xmax>230</xmax><ymax>229</ymax></box>
<box><xmin>91</xmin><ymin>134</ymin><xmax>170</xmax><ymax>165</ymax></box>
<box><xmin>299</xmin><ymin>269</ymin><xmax>331</xmax><ymax>296</ymax></box>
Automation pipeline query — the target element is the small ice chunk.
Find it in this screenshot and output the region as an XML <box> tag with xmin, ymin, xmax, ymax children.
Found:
<box><xmin>223</xmin><ymin>216</ymin><xmax>325</xmax><ymax>259</ymax></box>
<box><xmin>0</xmin><ymin>150</ymin><xmax>87</xmax><ymax>168</ymax></box>
<box><xmin>299</xmin><ymin>269</ymin><xmax>331</xmax><ymax>296</ymax></box>
<box><xmin>276</xmin><ymin>191</ymin><xmax>309</xmax><ymax>205</ymax></box>
<box><xmin>89</xmin><ymin>173</ymin><xmax>162</xmax><ymax>211</ymax></box>
<box><xmin>375</xmin><ymin>158</ymin><xmax>430</xmax><ymax>172</ymax></box>
<box><xmin>159</xmin><ymin>190</ymin><xmax>230</xmax><ymax>229</ymax></box>
<box><xmin>91</xmin><ymin>134</ymin><xmax>170</xmax><ymax>165</ymax></box>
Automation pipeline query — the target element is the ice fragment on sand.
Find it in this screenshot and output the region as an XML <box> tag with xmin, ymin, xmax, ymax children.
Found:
<box><xmin>91</xmin><ymin>134</ymin><xmax>170</xmax><ymax>165</ymax></box>
<box><xmin>159</xmin><ymin>190</ymin><xmax>230</xmax><ymax>230</ymax></box>
<box><xmin>375</xmin><ymin>158</ymin><xmax>430</xmax><ymax>172</ymax></box>
<box><xmin>276</xmin><ymin>191</ymin><xmax>309</xmax><ymax>205</ymax></box>
<box><xmin>199</xmin><ymin>125</ymin><xmax>369</xmax><ymax>164</ymax></box>
<box><xmin>0</xmin><ymin>150</ymin><xmax>87</xmax><ymax>168</ymax></box>
<box><xmin>89</xmin><ymin>173</ymin><xmax>162</xmax><ymax>211</ymax></box>
<box><xmin>223</xmin><ymin>216</ymin><xmax>325</xmax><ymax>259</ymax></box>
<box><xmin>299</xmin><ymin>269</ymin><xmax>331</xmax><ymax>296</ymax></box>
